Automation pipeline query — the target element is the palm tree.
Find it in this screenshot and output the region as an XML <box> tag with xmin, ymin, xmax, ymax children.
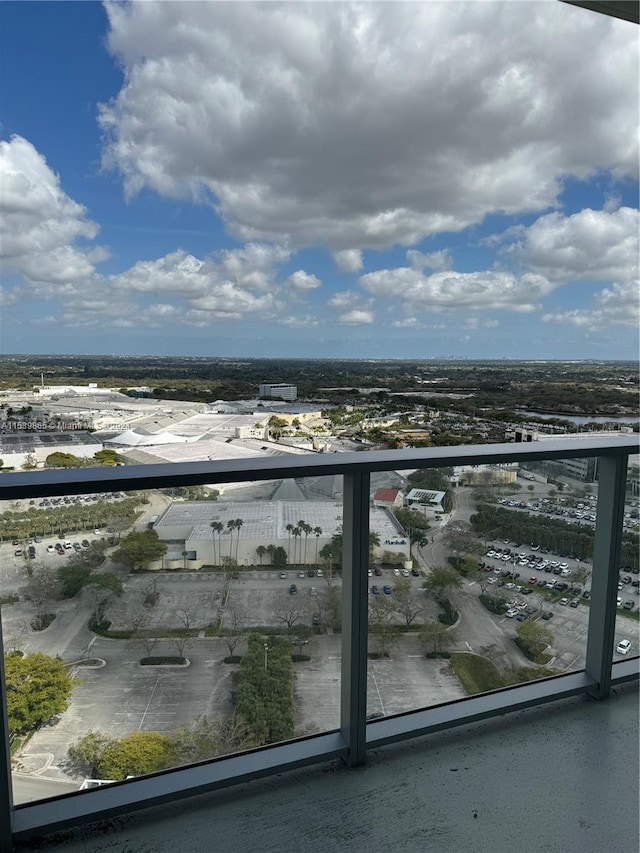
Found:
<box><xmin>210</xmin><ymin>522</ymin><xmax>224</xmax><ymax>566</ymax></box>
<box><xmin>226</xmin><ymin>519</ymin><xmax>235</xmax><ymax>561</ymax></box>
<box><xmin>298</xmin><ymin>520</ymin><xmax>312</xmax><ymax>565</ymax></box>
<box><xmin>256</xmin><ymin>544</ymin><xmax>266</xmax><ymax>565</ymax></box>
<box><xmin>313</xmin><ymin>527</ymin><xmax>322</xmax><ymax>565</ymax></box>
<box><xmin>285</xmin><ymin>523</ymin><xmax>294</xmax><ymax>563</ymax></box>
<box><xmin>234</xmin><ymin>518</ymin><xmax>243</xmax><ymax>563</ymax></box>
<box><xmin>292</xmin><ymin>526</ymin><xmax>301</xmax><ymax>566</ymax></box>
<box><xmin>181</xmin><ymin>550</ymin><xmax>188</xmax><ymax>570</ymax></box>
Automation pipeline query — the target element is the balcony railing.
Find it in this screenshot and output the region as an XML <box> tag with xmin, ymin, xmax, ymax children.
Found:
<box><xmin>1</xmin><ymin>436</ymin><xmax>638</xmax><ymax>849</ymax></box>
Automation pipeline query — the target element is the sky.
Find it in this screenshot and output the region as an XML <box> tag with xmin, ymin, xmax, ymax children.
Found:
<box><xmin>0</xmin><ymin>1</ymin><xmax>638</xmax><ymax>360</ymax></box>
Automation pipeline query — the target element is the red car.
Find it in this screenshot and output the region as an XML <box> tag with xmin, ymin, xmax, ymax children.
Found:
<box><xmin>528</xmin><ymin>577</ymin><xmax>538</xmax><ymax>585</ymax></box>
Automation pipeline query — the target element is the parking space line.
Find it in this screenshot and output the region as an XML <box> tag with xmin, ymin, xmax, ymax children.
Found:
<box><xmin>138</xmin><ymin>674</ymin><xmax>162</xmax><ymax>730</ymax></box>
<box><xmin>368</xmin><ymin>662</ymin><xmax>386</xmax><ymax>716</ymax></box>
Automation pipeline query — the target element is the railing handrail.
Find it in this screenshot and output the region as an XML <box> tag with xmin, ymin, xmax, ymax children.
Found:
<box><xmin>0</xmin><ymin>436</ymin><xmax>637</xmax><ymax>499</ymax></box>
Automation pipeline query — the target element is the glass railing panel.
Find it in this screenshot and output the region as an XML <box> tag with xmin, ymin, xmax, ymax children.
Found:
<box><xmin>613</xmin><ymin>465</ymin><xmax>640</xmax><ymax>661</ymax></box>
<box><xmin>365</xmin><ymin>458</ymin><xmax>606</xmax><ymax>715</ymax></box>
<box><xmin>2</xmin><ymin>475</ymin><xmax>343</xmax><ymax>804</ymax></box>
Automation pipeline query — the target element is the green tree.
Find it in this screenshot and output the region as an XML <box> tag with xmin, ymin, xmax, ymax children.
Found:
<box><xmin>515</xmin><ymin>620</ymin><xmax>553</xmax><ymax>660</ymax></box>
<box><xmin>45</xmin><ymin>452</ymin><xmax>83</xmax><ymax>469</ymax></box>
<box><xmin>420</xmin><ymin>621</ymin><xmax>456</xmax><ymax>655</ymax></box>
<box><xmin>112</xmin><ymin>530</ymin><xmax>167</xmax><ymax>571</ymax></box>
<box><xmin>93</xmin><ymin>449</ymin><xmax>119</xmax><ymax>466</ymax></box>
<box><xmin>256</xmin><ymin>544</ymin><xmax>266</xmax><ymax>565</ymax></box>
<box><xmin>368</xmin><ymin>597</ymin><xmax>401</xmax><ymax>657</ymax></box>
<box><xmin>85</xmin><ymin>572</ymin><xmax>124</xmax><ymax>625</ymax></box>
<box><xmin>268</xmin><ymin>416</ymin><xmax>288</xmax><ymax>439</ymax></box>
<box><xmin>169</xmin><ymin>714</ymin><xmax>255</xmax><ymax>765</ymax></box>
<box><xmin>313</xmin><ymin>526</ymin><xmax>322</xmax><ymax>565</ymax></box>
<box><xmin>68</xmin><ymin>730</ymin><xmax>115</xmax><ymax>776</ymax></box>
<box><xmin>210</xmin><ymin>521</ymin><xmax>224</xmax><ymax>566</ymax></box>
<box><xmin>423</xmin><ymin>566</ymin><xmax>463</xmax><ymax>603</ymax></box>
<box><xmin>4</xmin><ymin>652</ymin><xmax>75</xmax><ymax>735</ymax></box>
<box><xmin>270</xmin><ymin>545</ymin><xmax>288</xmax><ymax>568</ymax></box>
<box><xmin>392</xmin><ymin>576</ymin><xmax>424</xmax><ymax>626</ymax></box>
<box><xmin>97</xmin><ymin>731</ymin><xmax>173</xmax><ymax>780</ymax></box>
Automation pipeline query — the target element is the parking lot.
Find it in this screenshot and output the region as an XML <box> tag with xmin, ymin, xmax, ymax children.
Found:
<box><xmin>17</xmin><ymin>630</ymin><xmax>464</xmax><ymax>784</ymax></box>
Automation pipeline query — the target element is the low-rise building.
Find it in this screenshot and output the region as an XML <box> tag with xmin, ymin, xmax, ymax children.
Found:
<box><xmin>372</xmin><ymin>488</ymin><xmax>403</xmax><ymax>509</ymax></box>
<box><xmin>405</xmin><ymin>488</ymin><xmax>446</xmax><ymax>513</ymax></box>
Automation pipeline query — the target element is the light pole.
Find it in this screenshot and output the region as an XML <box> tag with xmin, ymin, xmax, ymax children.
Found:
<box><xmin>264</xmin><ymin>642</ymin><xmax>268</xmax><ymax>671</ymax></box>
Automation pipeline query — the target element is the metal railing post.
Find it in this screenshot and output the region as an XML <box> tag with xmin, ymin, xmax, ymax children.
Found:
<box><xmin>0</xmin><ymin>613</ymin><xmax>14</xmax><ymax>853</ymax></box>
<box><xmin>341</xmin><ymin>471</ymin><xmax>370</xmax><ymax>767</ymax></box>
<box><xmin>585</xmin><ymin>453</ymin><xmax>628</xmax><ymax>698</ymax></box>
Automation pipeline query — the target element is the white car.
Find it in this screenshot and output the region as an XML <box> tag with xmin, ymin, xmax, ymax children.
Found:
<box><xmin>505</xmin><ymin>608</ymin><xmax>519</xmax><ymax>618</ymax></box>
<box><xmin>559</xmin><ymin>598</ymin><xmax>569</xmax><ymax>606</ymax></box>
<box><xmin>616</xmin><ymin>639</ymin><xmax>631</xmax><ymax>655</ymax></box>
<box><xmin>46</xmin><ymin>545</ymin><xmax>55</xmax><ymax>553</ymax></box>
<box><xmin>402</xmin><ymin>569</ymin><xmax>410</xmax><ymax>577</ymax></box>
<box><xmin>393</xmin><ymin>568</ymin><xmax>401</xmax><ymax>576</ymax></box>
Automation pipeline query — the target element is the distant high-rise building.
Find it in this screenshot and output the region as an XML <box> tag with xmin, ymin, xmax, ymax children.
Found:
<box><xmin>258</xmin><ymin>383</ymin><xmax>297</xmax><ymax>401</ymax></box>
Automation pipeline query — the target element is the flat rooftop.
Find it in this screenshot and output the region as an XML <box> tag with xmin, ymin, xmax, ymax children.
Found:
<box><xmin>157</xmin><ymin>500</ymin><xmax>402</xmax><ymax>541</ymax></box>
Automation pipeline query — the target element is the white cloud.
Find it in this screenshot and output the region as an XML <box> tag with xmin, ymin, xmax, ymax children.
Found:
<box><xmin>0</xmin><ymin>135</ymin><xmax>106</xmax><ymax>288</ymax></box>
<box><xmin>360</xmin><ymin>267</ymin><xmax>554</xmax><ymax>313</ymax></box>
<box><xmin>339</xmin><ymin>309</ymin><xmax>374</xmax><ymax>325</ymax></box>
<box><xmin>506</xmin><ymin>207</ymin><xmax>639</xmax><ymax>284</ymax></box>
<box><xmin>328</xmin><ymin>290</ymin><xmax>361</xmax><ymax>310</ymax></box>
<box><xmin>543</xmin><ymin>279</ymin><xmax>639</xmax><ymax>330</ymax></box>
<box><xmin>406</xmin><ymin>249</ymin><xmax>452</xmax><ymax>272</ymax></box>
<box><xmin>100</xmin><ymin>2</ymin><xmax>637</xmax><ymax>251</ymax></box>
<box><xmin>96</xmin><ymin>242</ymin><xmax>289</xmax><ymax>324</ymax></box>
<box><xmin>286</xmin><ymin>270</ymin><xmax>321</xmax><ymax>291</ymax></box>
<box><xmin>333</xmin><ymin>250</ymin><xmax>363</xmax><ymax>273</ymax></box>
<box><xmin>392</xmin><ymin>317</ymin><xmax>418</xmax><ymax>328</ymax></box>
<box><xmin>280</xmin><ymin>314</ymin><xmax>319</xmax><ymax>327</ymax></box>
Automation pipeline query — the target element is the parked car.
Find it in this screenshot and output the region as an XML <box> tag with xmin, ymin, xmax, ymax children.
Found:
<box><xmin>559</xmin><ymin>598</ymin><xmax>569</xmax><ymax>606</ymax></box>
<box><xmin>289</xmin><ymin>584</ymin><xmax>297</xmax><ymax>595</ymax></box>
<box><xmin>81</xmin><ymin>540</ymin><xmax>90</xmax><ymax>548</ymax></box>
<box><xmin>371</xmin><ymin>585</ymin><xmax>380</xmax><ymax>595</ymax></box>
<box><xmin>383</xmin><ymin>585</ymin><xmax>392</xmax><ymax>595</ymax></box>
<box><xmin>616</xmin><ymin>639</ymin><xmax>631</xmax><ymax>655</ymax></box>
<box><xmin>623</xmin><ymin>600</ymin><xmax>635</xmax><ymax>610</ymax></box>
<box><xmin>411</xmin><ymin>568</ymin><xmax>420</xmax><ymax>577</ymax></box>
<box><xmin>541</xmin><ymin>611</ymin><xmax>553</xmax><ymax>620</ymax></box>
<box><xmin>279</xmin><ymin>572</ymin><xmax>287</xmax><ymax>579</ymax></box>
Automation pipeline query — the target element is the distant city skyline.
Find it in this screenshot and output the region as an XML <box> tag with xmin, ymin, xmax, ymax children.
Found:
<box><xmin>0</xmin><ymin>2</ymin><xmax>638</xmax><ymax>360</ymax></box>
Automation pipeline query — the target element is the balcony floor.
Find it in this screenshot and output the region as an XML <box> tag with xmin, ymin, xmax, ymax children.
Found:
<box><xmin>15</xmin><ymin>682</ymin><xmax>639</xmax><ymax>853</ymax></box>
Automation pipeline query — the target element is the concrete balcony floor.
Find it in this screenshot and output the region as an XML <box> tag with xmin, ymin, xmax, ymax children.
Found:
<box><xmin>16</xmin><ymin>682</ymin><xmax>639</xmax><ymax>853</ymax></box>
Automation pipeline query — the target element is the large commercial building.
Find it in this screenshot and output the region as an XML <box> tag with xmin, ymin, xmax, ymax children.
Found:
<box><xmin>258</xmin><ymin>383</ymin><xmax>297</xmax><ymax>401</ymax></box>
<box><xmin>153</xmin><ymin>500</ymin><xmax>409</xmax><ymax>568</ymax></box>
<box><xmin>0</xmin><ymin>430</ymin><xmax>102</xmax><ymax>469</ymax></box>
